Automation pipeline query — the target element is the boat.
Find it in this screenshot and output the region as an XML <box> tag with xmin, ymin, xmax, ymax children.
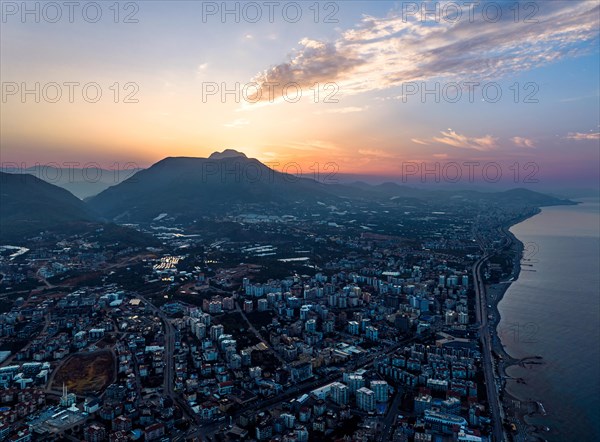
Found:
<box><xmin>536</xmin><ymin>401</ymin><xmax>547</xmax><ymax>415</ymax></box>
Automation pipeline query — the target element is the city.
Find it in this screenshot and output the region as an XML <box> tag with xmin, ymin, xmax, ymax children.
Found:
<box><xmin>0</xmin><ymin>158</ymin><xmax>576</xmax><ymax>440</ymax></box>
<box><xmin>1</xmin><ymin>1</ymin><xmax>599</xmax><ymax>441</ymax></box>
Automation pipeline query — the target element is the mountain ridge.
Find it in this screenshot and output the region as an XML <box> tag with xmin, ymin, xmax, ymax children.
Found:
<box><xmin>0</xmin><ymin>171</ymin><xmax>99</xmax><ymax>241</ymax></box>
<box><xmin>88</xmin><ymin>152</ymin><xmax>574</xmax><ymax>222</ymax></box>
<box><xmin>1</xmin><ymin>152</ymin><xmax>575</xmax><ymax>235</ymax></box>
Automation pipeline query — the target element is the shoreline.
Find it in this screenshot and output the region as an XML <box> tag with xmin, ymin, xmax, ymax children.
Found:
<box><xmin>485</xmin><ymin>207</ymin><xmax>551</xmax><ymax>441</ymax></box>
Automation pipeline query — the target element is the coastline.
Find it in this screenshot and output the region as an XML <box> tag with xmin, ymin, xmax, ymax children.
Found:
<box><xmin>484</xmin><ymin>207</ymin><xmax>549</xmax><ymax>441</ymax></box>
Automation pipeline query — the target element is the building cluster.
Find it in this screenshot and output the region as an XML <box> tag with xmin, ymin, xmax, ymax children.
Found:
<box><xmin>0</xmin><ymin>198</ymin><xmax>517</xmax><ymax>442</ymax></box>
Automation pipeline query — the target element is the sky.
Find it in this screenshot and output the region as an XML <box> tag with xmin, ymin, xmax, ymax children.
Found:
<box><xmin>1</xmin><ymin>0</ymin><xmax>599</xmax><ymax>189</ymax></box>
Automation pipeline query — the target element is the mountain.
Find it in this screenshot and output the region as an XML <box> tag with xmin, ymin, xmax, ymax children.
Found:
<box><xmin>208</xmin><ymin>149</ymin><xmax>248</xmax><ymax>160</ymax></box>
<box><xmin>331</xmin><ymin>181</ymin><xmax>573</xmax><ymax>206</ymax></box>
<box><xmin>87</xmin><ymin>151</ymin><xmax>575</xmax><ymax>222</ymax></box>
<box><xmin>3</xmin><ymin>166</ymin><xmax>143</xmax><ymax>199</ymax></box>
<box><xmin>88</xmin><ymin>150</ymin><xmax>338</xmax><ymax>222</ymax></box>
<box><xmin>0</xmin><ymin>172</ymin><xmax>98</xmax><ymax>241</ymax></box>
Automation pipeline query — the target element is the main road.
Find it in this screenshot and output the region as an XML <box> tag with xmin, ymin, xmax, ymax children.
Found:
<box><xmin>137</xmin><ymin>294</ymin><xmax>203</xmax><ymax>430</ymax></box>
<box><xmin>473</xmin><ymin>254</ymin><xmax>504</xmax><ymax>442</ymax></box>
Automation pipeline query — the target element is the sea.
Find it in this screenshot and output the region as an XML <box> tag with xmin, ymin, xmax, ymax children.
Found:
<box><xmin>497</xmin><ymin>197</ymin><xmax>600</xmax><ymax>441</ymax></box>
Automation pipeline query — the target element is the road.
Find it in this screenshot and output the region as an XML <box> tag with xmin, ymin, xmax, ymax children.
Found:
<box><xmin>137</xmin><ymin>294</ymin><xmax>204</xmax><ymax>432</ymax></box>
<box><xmin>473</xmin><ymin>254</ymin><xmax>504</xmax><ymax>442</ymax></box>
<box><xmin>137</xmin><ymin>294</ymin><xmax>175</xmax><ymax>395</ymax></box>
<box><xmin>236</xmin><ymin>303</ymin><xmax>286</xmax><ymax>365</ymax></box>
<box><xmin>379</xmin><ymin>386</ymin><xmax>404</xmax><ymax>442</ymax></box>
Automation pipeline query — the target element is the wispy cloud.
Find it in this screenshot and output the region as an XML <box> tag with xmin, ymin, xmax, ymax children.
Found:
<box><xmin>511</xmin><ymin>136</ymin><xmax>536</xmax><ymax>148</ymax></box>
<box><xmin>411</xmin><ymin>138</ymin><xmax>430</xmax><ymax>145</ymax></box>
<box><xmin>566</xmin><ymin>131</ymin><xmax>600</xmax><ymax>141</ymax></box>
<box><xmin>412</xmin><ymin>130</ymin><xmax>498</xmax><ymax>151</ymax></box>
<box><xmin>432</xmin><ymin>130</ymin><xmax>498</xmax><ymax>151</ymax></box>
<box><xmin>357</xmin><ymin>149</ymin><xmax>397</xmax><ymax>159</ymax></box>
<box><xmin>316</xmin><ymin>106</ymin><xmax>367</xmax><ymax>115</ymax></box>
<box><xmin>249</xmin><ymin>2</ymin><xmax>599</xmax><ymax>103</ymax></box>
<box><xmin>265</xmin><ymin>140</ymin><xmax>339</xmax><ymax>153</ymax></box>
<box><xmin>223</xmin><ymin>118</ymin><xmax>250</xmax><ymax>128</ymax></box>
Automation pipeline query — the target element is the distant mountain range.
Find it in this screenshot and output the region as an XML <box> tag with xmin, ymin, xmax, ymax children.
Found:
<box><xmin>1</xmin><ymin>150</ymin><xmax>574</xmax><ymax>240</ymax></box>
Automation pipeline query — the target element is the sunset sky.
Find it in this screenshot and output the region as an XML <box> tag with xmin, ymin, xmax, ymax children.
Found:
<box><xmin>1</xmin><ymin>1</ymin><xmax>599</xmax><ymax>187</ymax></box>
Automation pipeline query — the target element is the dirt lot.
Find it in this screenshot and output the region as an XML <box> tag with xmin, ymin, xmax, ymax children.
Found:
<box><xmin>52</xmin><ymin>350</ymin><xmax>115</xmax><ymax>395</ymax></box>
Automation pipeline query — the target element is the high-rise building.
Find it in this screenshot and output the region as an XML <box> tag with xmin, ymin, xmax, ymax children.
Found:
<box><xmin>305</xmin><ymin>319</ymin><xmax>317</xmax><ymax>333</ymax></box>
<box><xmin>414</xmin><ymin>392</ymin><xmax>432</xmax><ymax>414</ymax></box>
<box><xmin>240</xmin><ymin>349</ymin><xmax>252</xmax><ymax>366</ymax></box>
<box><xmin>208</xmin><ymin>300</ymin><xmax>222</xmax><ymax>314</ymax></box>
<box><xmin>462</xmin><ymin>275</ymin><xmax>469</xmax><ymax>287</ymax></box>
<box><xmin>347</xmin><ymin>375</ymin><xmax>365</xmax><ymax>394</ymax></box>
<box><xmin>330</xmin><ymin>382</ymin><xmax>349</xmax><ymax>405</ymax></box>
<box><xmin>370</xmin><ymin>380</ymin><xmax>389</xmax><ymax>402</ymax></box>
<box><xmin>347</xmin><ymin>321</ymin><xmax>359</xmax><ymax>335</ymax></box>
<box><xmin>210</xmin><ymin>324</ymin><xmax>224</xmax><ymax>341</ymax></box>
<box><xmin>300</xmin><ymin>305</ymin><xmax>311</xmax><ymax>320</ymax></box>
<box><xmin>445</xmin><ymin>311</ymin><xmax>457</xmax><ymax>325</ymax></box>
<box><xmin>365</xmin><ymin>326</ymin><xmax>378</xmax><ymax>341</ymax></box>
<box><xmin>222</xmin><ymin>297</ymin><xmax>235</xmax><ymax>310</ymax></box>
<box><xmin>295</xmin><ymin>427</ymin><xmax>309</xmax><ymax>442</ymax></box>
<box><xmin>229</xmin><ymin>354</ymin><xmax>242</xmax><ymax>370</ymax></box>
<box><xmin>356</xmin><ymin>387</ymin><xmax>376</xmax><ymax>412</ymax></box>
<box><xmin>280</xmin><ymin>413</ymin><xmax>296</xmax><ymax>428</ymax></box>
<box><xmin>360</xmin><ymin>318</ymin><xmax>371</xmax><ymax>331</ymax></box>
<box><xmin>257</xmin><ymin>298</ymin><xmax>268</xmax><ymax>312</ymax></box>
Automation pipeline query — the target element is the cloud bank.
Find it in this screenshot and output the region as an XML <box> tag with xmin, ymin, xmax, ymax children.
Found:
<box><xmin>249</xmin><ymin>1</ymin><xmax>599</xmax><ymax>103</ymax></box>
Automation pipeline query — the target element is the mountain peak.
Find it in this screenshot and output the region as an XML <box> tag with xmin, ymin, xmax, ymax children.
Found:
<box><xmin>208</xmin><ymin>149</ymin><xmax>248</xmax><ymax>160</ymax></box>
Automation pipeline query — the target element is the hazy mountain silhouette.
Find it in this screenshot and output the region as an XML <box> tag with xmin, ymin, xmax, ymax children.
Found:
<box><xmin>0</xmin><ymin>172</ymin><xmax>98</xmax><ymax>241</ymax></box>
<box><xmin>3</xmin><ymin>166</ymin><xmax>142</xmax><ymax>199</ymax></box>
<box><xmin>87</xmin><ymin>151</ymin><xmax>573</xmax><ymax>222</ymax></box>
<box><xmin>88</xmin><ymin>150</ymin><xmax>338</xmax><ymax>221</ymax></box>
<box><xmin>3</xmin><ymin>151</ymin><xmax>571</xmax><ymax>234</ymax></box>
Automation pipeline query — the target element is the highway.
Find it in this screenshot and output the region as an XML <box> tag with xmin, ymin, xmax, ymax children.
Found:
<box><xmin>473</xmin><ymin>255</ymin><xmax>504</xmax><ymax>442</ymax></box>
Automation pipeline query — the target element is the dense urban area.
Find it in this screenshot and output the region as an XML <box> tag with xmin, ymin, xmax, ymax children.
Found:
<box><xmin>0</xmin><ymin>164</ymin><xmax>561</xmax><ymax>442</ymax></box>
